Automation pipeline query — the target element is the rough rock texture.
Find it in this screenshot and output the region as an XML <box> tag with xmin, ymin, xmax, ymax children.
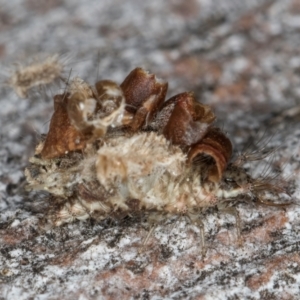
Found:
<box><xmin>0</xmin><ymin>0</ymin><xmax>300</xmax><ymax>299</ymax></box>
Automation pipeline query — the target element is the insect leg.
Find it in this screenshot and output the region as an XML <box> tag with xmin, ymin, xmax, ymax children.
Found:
<box><xmin>188</xmin><ymin>213</ymin><xmax>207</xmax><ymax>259</ymax></box>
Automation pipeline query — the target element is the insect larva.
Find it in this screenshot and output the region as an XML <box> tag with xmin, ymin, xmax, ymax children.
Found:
<box><xmin>24</xmin><ymin>67</ymin><xmax>291</xmax><ymax>254</ymax></box>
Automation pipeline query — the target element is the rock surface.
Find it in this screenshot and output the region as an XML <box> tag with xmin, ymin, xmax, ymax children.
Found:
<box><xmin>0</xmin><ymin>0</ymin><xmax>300</xmax><ymax>299</ymax></box>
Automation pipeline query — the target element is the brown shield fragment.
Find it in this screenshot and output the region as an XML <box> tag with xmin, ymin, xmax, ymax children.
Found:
<box><xmin>40</xmin><ymin>94</ymin><xmax>87</xmax><ymax>159</ymax></box>
<box><xmin>163</xmin><ymin>92</ymin><xmax>215</xmax><ymax>146</ymax></box>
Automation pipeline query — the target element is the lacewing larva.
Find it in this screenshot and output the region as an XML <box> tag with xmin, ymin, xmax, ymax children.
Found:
<box><xmin>23</xmin><ymin>67</ymin><xmax>291</xmax><ymax>253</ymax></box>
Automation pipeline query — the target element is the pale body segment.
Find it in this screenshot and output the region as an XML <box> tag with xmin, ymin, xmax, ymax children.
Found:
<box><xmin>26</xmin><ymin>131</ymin><xmax>251</xmax><ymax>226</ymax></box>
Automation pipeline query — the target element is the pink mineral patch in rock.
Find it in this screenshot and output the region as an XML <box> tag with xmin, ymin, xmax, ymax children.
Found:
<box><xmin>246</xmin><ymin>253</ymin><xmax>300</xmax><ymax>291</ymax></box>
<box><xmin>245</xmin><ymin>211</ymin><xmax>289</xmax><ymax>244</ymax></box>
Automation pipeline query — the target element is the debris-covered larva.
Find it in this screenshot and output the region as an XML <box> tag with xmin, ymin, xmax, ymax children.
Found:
<box><xmin>8</xmin><ymin>55</ymin><xmax>64</xmax><ymax>98</ymax></box>
<box><xmin>24</xmin><ymin>67</ymin><xmax>291</xmax><ymax>252</ymax></box>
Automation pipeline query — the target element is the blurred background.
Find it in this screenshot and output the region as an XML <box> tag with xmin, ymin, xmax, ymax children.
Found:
<box><xmin>1</xmin><ymin>1</ymin><xmax>300</xmax><ymax>299</ymax></box>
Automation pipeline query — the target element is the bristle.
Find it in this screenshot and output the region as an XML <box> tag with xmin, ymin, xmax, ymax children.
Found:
<box><xmin>233</xmin><ymin>129</ymin><xmax>278</xmax><ymax>166</ymax></box>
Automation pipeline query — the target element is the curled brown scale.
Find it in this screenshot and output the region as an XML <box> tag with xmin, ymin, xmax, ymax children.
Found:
<box><xmin>187</xmin><ymin>128</ymin><xmax>233</xmax><ymax>182</ymax></box>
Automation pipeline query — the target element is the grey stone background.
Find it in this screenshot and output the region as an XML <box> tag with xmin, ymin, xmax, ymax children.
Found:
<box><xmin>1</xmin><ymin>0</ymin><xmax>300</xmax><ymax>299</ymax></box>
